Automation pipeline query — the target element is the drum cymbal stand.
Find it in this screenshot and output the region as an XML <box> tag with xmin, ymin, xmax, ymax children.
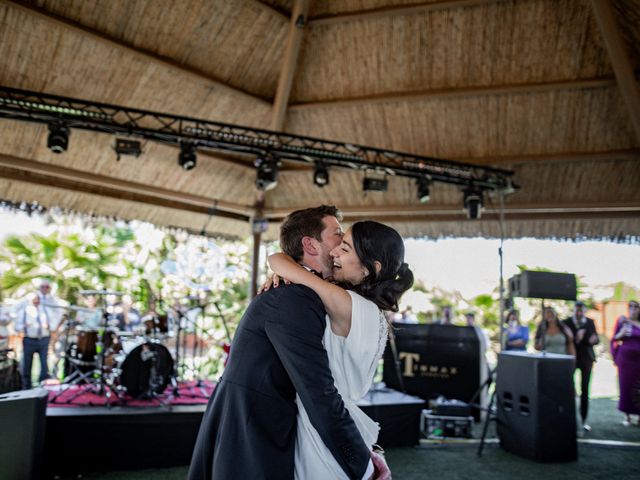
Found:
<box><xmin>164</xmin><ymin>303</ymin><xmax>185</xmax><ymax>399</ymax></box>
<box><xmin>49</xmin><ymin>310</ymin><xmax>94</xmax><ymax>404</ymax></box>
<box><xmin>172</xmin><ymin>304</ymin><xmax>208</xmax><ymax>399</ymax></box>
<box><xmin>135</xmin><ymin>342</ymin><xmax>169</xmax><ymax>406</ymax></box>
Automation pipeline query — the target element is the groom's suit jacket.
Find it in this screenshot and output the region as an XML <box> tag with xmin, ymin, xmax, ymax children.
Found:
<box><xmin>187</xmin><ymin>284</ymin><xmax>371</xmax><ymax>480</ymax></box>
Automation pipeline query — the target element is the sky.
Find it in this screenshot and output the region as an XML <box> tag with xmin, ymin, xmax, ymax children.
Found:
<box><xmin>2</xmin><ymin>210</ymin><xmax>639</xmax><ymax>306</ymax></box>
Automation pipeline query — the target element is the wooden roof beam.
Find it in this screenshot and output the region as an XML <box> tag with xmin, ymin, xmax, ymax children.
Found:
<box><xmin>1</xmin><ymin>0</ymin><xmax>269</xmax><ymax>107</ymax></box>
<box><xmin>271</xmin><ymin>0</ymin><xmax>310</xmax><ymax>130</ymax></box>
<box><xmin>590</xmin><ymin>0</ymin><xmax>640</xmax><ymax>143</ymax></box>
<box><xmin>289</xmin><ymin>77</ymin><xmax>617</xmax><ymax>110</ymax></box>
<box><xmin>0</xmin><ymin>153</ymin><xmax>255</xmax><ymax>220</ymax></box>
<box><xmin>308</xmin><ymin>0</ymin><xmax>506</xmax><ymax>26</ymax></box>
<box><xmin>251</xmin><ymin>0</ymin><xmax>289</xmax><ymax>21</ymax></box>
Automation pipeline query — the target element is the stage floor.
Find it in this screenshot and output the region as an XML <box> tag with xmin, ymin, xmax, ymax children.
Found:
<box><xmin>43</xmin><ymin>383</ymin><xmax>425</xmax><ymax>477</ymax></box>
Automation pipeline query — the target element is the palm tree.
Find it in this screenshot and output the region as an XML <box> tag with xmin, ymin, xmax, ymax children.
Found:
<box><xmin>0</xmin><ymin>229</ymin><xmax>127</xmax><ymax>303</ymax></box>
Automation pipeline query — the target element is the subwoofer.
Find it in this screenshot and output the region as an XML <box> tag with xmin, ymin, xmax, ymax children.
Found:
<box><xmin>496</xmin><ymin>352</ymin><xmax>577</xmax><ymax>462</ymax></box>
<box><xmin>0</xmin><ymin>388</ymin><xmax>48</xmax><ymax>479</ymax></box>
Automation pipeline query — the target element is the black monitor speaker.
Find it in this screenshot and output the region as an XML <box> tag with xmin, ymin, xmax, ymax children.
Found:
<box><xmin>496</xmin><ymin>352</ymin><xmax>577</xmax><ymax>462</ymax></box>
<box><xmin>508</xmin><ymin>271</ymin><xmax>577</xmax><ymax>300</ymax></box>
<box><xmin>0</xmin><ymin>388</ymin><xmax>48</xmax><ymax>479</ymax></box>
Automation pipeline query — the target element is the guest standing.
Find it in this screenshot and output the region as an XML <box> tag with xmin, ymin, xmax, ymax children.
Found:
<box><xmin>504</xmin><ymin>310</ymin><xmax>529</xmax><ymax>351</ymax></box>
<box><xmin>534</xmin><ymin>307</ymin><xmax>576</xmax><ymax>356</ymax></box>
<box><xmin>563</xmin><ymin>301</ymin><xmax>599</xmax><ymax>431</ymax></box>
<box><xmin>611</xmin><ymin>300</ymin><xmax>640</xmax><ymax>426</ymax></box>
<box><xmin>12</xmin><ymin>280</ymin><xmax>64</xmax><ymax>388</ymax></box>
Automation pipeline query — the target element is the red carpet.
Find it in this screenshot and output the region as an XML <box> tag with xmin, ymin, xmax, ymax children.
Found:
<box><xmin>45</xmin><ymin>380</ymin><xmax>215</xmax><ymax>407</ymax></box>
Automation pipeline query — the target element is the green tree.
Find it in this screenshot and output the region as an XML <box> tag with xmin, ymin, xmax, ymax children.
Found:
<box><xmin>0</xmin><ymin>230</ymin><xmax>126</xmax><ymax>303</ymax></box>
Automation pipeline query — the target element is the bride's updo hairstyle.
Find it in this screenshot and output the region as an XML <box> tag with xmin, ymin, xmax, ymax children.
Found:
<box><xmin>349</xmin><ymin>221</ymin><xmax>414</xmax><ymax>312</ymax></box>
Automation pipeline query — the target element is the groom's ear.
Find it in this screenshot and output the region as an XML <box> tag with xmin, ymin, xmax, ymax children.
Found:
<box><xmin>301</xmin><ymin>236</ymin><xmax>319</xmax><ymax>256</ymax></box>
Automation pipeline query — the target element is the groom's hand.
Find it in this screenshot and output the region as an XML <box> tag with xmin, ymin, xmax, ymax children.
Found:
<box><xmin>370</xmin><ymin>451</ymin><xmax>391</xmax><ymax>480</ymax></box>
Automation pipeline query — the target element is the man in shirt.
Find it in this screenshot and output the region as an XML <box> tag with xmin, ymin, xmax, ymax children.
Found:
<box><xmin>13</xmin><ymin>280</ymin><xmax>64</xmax><ymax>388</ymax></box>
<box><xmin>563</xmin><ymin>301</ymin><xmax>599</xmax><ymax>432</ymax></box>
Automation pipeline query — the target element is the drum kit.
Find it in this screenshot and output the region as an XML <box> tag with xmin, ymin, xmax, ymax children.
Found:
<box><xmin>50</xmin><ymin>289</ymin><xmax>211</xmax><ymax>406</ymax></box>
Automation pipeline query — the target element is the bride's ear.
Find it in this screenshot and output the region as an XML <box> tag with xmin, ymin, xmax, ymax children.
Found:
<box><xmin>373</xmin><ymin>261</ymin><xmax>382</xmax><ymax>275</ymax></box>
<box><xmin>301</xmin><ymin>236</ymin><xmax>319</xmax><ymax>256</ymax></box>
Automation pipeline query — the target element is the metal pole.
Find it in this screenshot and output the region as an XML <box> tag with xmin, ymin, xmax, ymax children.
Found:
<box><xmin>498</xmin><ymin>190</ymin><xmax>506</xmax><ymax>351</ymax></box>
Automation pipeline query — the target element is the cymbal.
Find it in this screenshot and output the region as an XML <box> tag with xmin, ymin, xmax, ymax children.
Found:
<box><xmin>79</xmin><ymin>290</ymin><xmax>123</xmax><ymax>296</ymax></box>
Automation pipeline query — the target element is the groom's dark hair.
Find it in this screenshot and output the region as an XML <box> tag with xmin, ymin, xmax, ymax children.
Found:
<box><xmin>280</xmin><ymin>205</ymin><xmax>342</xmax><ymax>261</ymax></box>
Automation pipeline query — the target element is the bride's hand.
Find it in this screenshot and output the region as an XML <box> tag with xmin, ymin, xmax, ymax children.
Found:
<box><xmin>257</xmin><ymin>274</ymin><xmax>290</xmax><ymax>294</ymax></box>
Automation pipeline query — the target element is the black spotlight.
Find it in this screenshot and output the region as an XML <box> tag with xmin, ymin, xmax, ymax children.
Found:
<box><xmin>463</xmin><ymin>187</ymin><xmax>484</xmax><ymax>219</ymax></box>
<box><xmin>313</xmin><ymin>162</ymin><xmax>329</xmax><ymax>187</ymax></box>
<box><xmin>363</xmin><ymin>176</ymin><xmax>388</xmax><ymax>192</ymax></box>
<box><xmin>178</xmin><ymin>143</ymin><xmax>197</xmax><ymax>170</ymax></box>
<box><xmin>416</xmin><ymin>176</ymin><xmax>430</xmax><ymax>203</ymax></box>
<box><xmin>114</xmin><ymin>138</ymin><xmax>142</xmax><ymax>161</ymax></box>
<box><xmin>255</xmin><ymin>156</ymin><xmax>279</xmax><ymax>191</ymax></box>
<box><xmin>47</xmin><ymin>123</ymin><xmax>69</xmax><ymax>154</ymax></box>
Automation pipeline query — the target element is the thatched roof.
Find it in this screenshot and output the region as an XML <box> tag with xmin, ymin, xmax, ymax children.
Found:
<box><xmin>0</xmin><ymin>0</ymin><xmax>638</xmax><ymax>241</ymax></box>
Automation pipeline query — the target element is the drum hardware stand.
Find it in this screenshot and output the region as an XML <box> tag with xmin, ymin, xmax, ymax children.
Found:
<box><xmin>137</xmin><ymin>345</ymin><xmax>169</xmax><ymax>406</ymax></box>
<box><xmin>51</xmin><ymin>309</ymin><xmax>122</xmax><ymax>406</ymax></box>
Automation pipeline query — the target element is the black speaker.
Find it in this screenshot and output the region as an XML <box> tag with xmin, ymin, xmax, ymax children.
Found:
<box><xmin>383</xmin><ymin>324</ymin><xmax>488</xmax><ymax>420</ymax></box>
<box><xmin>0</xmin><ymin>388</ymin><xmax>48</xmax><ymax>479</ymax></box>
<box><xmin>496</xmin><ymin>352</ymin><xmax>577</xmax><ymax>462</ymax></box>
<box><xmin>508</xmin><ymin>271</ymin><xmax>577</xmax><ymax>300</ymax></box>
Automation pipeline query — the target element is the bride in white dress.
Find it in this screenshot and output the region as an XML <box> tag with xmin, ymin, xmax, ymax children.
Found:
<box><xmin>267</xmin><ymin>220</ymin><xmax>414</xmax><ymax>480</ymax></box>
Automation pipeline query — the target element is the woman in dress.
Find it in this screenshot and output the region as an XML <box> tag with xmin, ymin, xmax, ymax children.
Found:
<box><xmin>504</xmin><ymin>309</ymin><xmax>529</xmax><ymax>351</ymax></box>
<box><xmin>265</xmin><ymin>220</ymin><xmax>413</xmax><ymax>480</ymax></box>
<box><xmin>611</xmin><ymin>300</ymin><xmax>640</xmax><ymax>426</ymax></box>
<box><xmin>534</xmin><ymin>307</ymin><xmax>576</xmax><ymax>356</ymax></box>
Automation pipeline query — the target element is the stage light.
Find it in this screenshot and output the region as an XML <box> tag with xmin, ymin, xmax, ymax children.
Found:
<box><xmin>114</xmin><ymin>138</ymin><xmax>142</xmax><ymax>161</ymax></box>
<box><xmin>463</xmin><ymin>187</ymin><xmax>484</xmax><ymax>219</ymax></box>
<box><xmin>416</xmin><ymin>176</ymin><xmax>430</xmax><ymax>203</ymax></box>
<box><xmin>178</xmin><ymin>143</ymin><xmax>197</xmax><ymax>170</ymax></box>
<box><xmin>313</xmin><ymin>162</ymin><xmax>329</xmax><ymax>187</ymax></box>
<box><xmin>47</xmin><ymin>123</ymin><xmax>69</xmax><ymax>154</ymax></box>
<box><xmin>363</xmin><ymin>176</ymin><xmax>388</xmax><ymax>192</ymax></box>
<box><xmin>255</xmin><ymin>155</ymin><xmax>279</xmax><ymax>191</ymax></box>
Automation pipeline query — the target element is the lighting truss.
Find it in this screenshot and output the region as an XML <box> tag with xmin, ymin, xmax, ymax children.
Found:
<box><xmin>0</xmin><ymin>86</ymin><xmax>517</xmax><ymax>192</ymax></box>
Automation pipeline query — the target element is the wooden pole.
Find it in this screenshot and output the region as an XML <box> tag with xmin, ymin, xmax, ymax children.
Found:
<box><xmin>590</xmin><ymin>0</ymin><xmax>640</xmax><ymax>143</ymax></box>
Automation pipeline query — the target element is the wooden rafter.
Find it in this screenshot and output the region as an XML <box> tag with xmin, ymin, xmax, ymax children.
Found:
<box><xmin>0</xmin><ymin>153</ymin><xmax>254</xmax><ymax>220</ymax></box>
<box><xmin>251</xmin><ymin>0</ymin><xmax>288</xmax><ymax>21</ymax></box>
<box><xmin>289</xmin><ymin>77</ymin><xmax>617</xmax><ymax>110</ymax></box>
<box><xmin>1</xmin><ymin>0</ymin><xmax>269</xmax><ymax>106</ymax></box>
<box><xmin>589</xmin><ymin>0</ymin><xmax>640</xmax><ymax>143</ymax></box>
<box><xmin>270</xmin><ymin>0</ymin><xmax>310</xmax><ymax>130</ymax></box>
<box><xmin>307</xmin><ymin>0</ymin><xmax>504</xmax><ymax>26</ymax></box>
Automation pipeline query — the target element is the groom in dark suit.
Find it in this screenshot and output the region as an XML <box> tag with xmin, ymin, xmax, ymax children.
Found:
<box><xmin>188</xmin><ymin>205</ymin><xmax>388</xmax><ymax>480</ymax></box>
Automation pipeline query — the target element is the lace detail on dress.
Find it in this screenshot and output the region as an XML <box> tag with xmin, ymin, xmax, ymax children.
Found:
<box><xmin>368</xmin><ymin>310</ymin><xmax>389</xmax><ymax>381</ymax></box>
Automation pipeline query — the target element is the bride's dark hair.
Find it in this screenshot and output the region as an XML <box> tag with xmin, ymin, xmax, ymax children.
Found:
<box><xmin>348</xmin><ymin>221</ymin><xmax>414</xmax><ymax>312</ymax></box>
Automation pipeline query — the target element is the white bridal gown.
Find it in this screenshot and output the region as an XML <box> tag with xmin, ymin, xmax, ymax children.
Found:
<box><xmin>294</xmin><ymin>291</ymin><xmax>389</xmax><ymax>480</ymax></box>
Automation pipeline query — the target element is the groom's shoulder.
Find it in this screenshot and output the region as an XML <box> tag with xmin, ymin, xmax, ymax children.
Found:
<box><xmin>268</xmin><ymin>283</ymin><xmax>322</xmax><ymax>304</ymax></box>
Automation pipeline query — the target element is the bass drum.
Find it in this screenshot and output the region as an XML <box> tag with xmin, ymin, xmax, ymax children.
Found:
<box><xmin>119</xmin><ymin>342</ymin><xmax>174</xmax><ymax>398</ymax></box>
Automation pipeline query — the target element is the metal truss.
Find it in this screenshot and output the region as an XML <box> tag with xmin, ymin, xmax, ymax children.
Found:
<box><xmin>0</xmin><ymin>86</ymin><xmax>516</xmax><ymax>192</ymax></box>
